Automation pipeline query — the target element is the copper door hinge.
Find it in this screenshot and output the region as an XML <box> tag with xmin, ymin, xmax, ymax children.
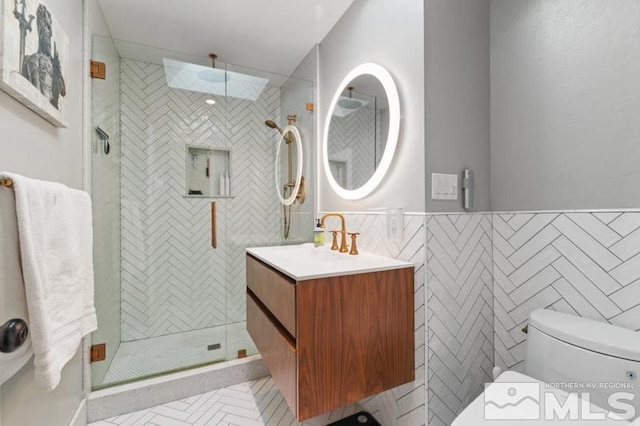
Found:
<box><xmin>90</xmin><ymin>343</ymin><xmax>106</xmax><ymax>362</ymax></box>
<box><xmin>237</xmin><ymin>349</ymin><xmax>247</xmax><ymax>359</ymax></box>
<box><xmin>306</xmin><ymin>103</ymin><xmax>314</xmax><ymax>112</ymax></box>
<box><xmin>90</xmin><ymin>60</ymin><xmax>106</xmax><ymax>79</ymax></box>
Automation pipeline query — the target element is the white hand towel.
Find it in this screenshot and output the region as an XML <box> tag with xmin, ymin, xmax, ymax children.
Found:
<box><xmin>0</xmin><ymin>172</ymin><xmax>97</xmax><ymax>391</ymax></box>
<box><xmin>0</xmin><ymin>188</ymin><xmax>33</xmax><ymax>386</ymax></box>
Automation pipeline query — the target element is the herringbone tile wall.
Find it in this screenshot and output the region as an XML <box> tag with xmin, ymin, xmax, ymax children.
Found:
<box><xmin>331</xmin><ymin>210</ymin><xmax>640</xmax><ymax>426</ymax></box>
<box><xmin>493</xmin><ymin>211</ymin><xmax>640</xmax><ymax>372</ymax></box>
<box><xmin>225</xmin><ymin>90</ymin><xmax>284</xmax><ymax>324</ymax></box>
<box><xmin>120</xmin><ymin>59</ymin><xmax>282</xmax><ymax>341</ymax></box>
<box><xmin>426</xmin><ymin>214</ymin><xmax>494</xmax><ymax>426</ymax></box>
<box><xmin>325</xmin><ymin>214</ymin><xmax>427</xmax><ymax>426</ymax></box>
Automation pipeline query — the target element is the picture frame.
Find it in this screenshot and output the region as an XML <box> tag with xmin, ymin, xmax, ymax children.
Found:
<box><xmin>0</xmin><ymin>0</ymin><xmax>69</xmax><ymax>127</ymax></box>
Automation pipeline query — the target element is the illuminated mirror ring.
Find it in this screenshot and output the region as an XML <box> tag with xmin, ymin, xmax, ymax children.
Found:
<box><xmin>275</xmin><ymin>124</ymin><xmax>303</xmax><ymax>206</ymax></box>
<box><xmin>323</xmin><ymin>63</ymin><xmax>400</xmax><ymax>200</ymax></box>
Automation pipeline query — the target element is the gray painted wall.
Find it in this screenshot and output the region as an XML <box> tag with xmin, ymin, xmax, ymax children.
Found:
<box><xmin>0</xmin><ymin>0</ymin><xmax>86</xmax><ymax>425</ymax></box>
<box><xmin>425</xmin><ymin>0</ymin><xmax>491</xmax><ymax>213</ymax></box>
<box><xmin>491</xmin><ymin>0</ymin><xmax>640</xmax><ymax>211</ymax></box>
<box><xmin>318</xmin><ymin>0</ymin><xmax>425</xmax><ymax>213</ymax></box>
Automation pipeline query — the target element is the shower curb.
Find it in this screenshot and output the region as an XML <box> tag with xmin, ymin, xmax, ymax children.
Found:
<box><xmin>87</xmin><ymin>355</ymin><xmax>268</xmax><ymax>422</ymax></box>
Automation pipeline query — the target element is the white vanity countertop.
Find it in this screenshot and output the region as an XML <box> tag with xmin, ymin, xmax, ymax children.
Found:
<box><xmin>246</xmin><ymin>243</ymin><xmax>414</xmax><ymax>281</ymax></box>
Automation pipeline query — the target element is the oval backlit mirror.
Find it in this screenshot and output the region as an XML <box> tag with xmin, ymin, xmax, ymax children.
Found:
<box><xmin>322</xmin><ymin>63</ymin><xmax>400</xmax><ymax>200</ymax></box>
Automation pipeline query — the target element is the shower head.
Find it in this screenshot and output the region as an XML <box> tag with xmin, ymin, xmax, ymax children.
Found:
<box><xmin>338</xmin><ymin>86</ymin><xmax>362</xmax><ymax>110</ymax></box>
<box><xmin>264</xmin><ymin>120</ymin><xmax>283</xmax><ymax>135</ymax></box>
<box><xmin>265</xmin><ymin>119</ymin><xmax>294</xmax><ymax>143</ymax></box>
<box><xmin>198</xmin><ymin>53</ymin><xmax>228</xmax><ymax>83</ymax></box>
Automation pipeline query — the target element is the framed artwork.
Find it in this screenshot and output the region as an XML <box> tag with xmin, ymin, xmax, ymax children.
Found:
<box><xmin>0</xmin><ymin>0</ymin><xmax>69</xmax><ymax>127</ymax></box>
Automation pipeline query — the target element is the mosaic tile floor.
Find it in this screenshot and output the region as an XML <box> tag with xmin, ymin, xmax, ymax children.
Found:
<box><xmin>102</xmin><ymin>322</ymin><xmax>257</xmax><ymax>385</ymax></box>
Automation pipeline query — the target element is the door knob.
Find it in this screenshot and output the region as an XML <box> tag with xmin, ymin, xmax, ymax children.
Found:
<box><xmin>0</xmin><ymin>319</ymin><xmax>29</xmax><ymax>353</ymax></box>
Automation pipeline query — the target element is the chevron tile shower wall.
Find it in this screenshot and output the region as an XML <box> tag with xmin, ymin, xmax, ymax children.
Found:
<box><xmin>426</xmin><ymin>214</ymin><xmax>494</xmax><ymax>426</ymax></box>
<box><xmin>120</xmin><ymin>58</ymin><xmax>282</xmax><ymax>341</ymax></box>
<box><xmin>493</xmin><ymin>211</ymin><xmax>640</xmax><ymax>372</ymax></box>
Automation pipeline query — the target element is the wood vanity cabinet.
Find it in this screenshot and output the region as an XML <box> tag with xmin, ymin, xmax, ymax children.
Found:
<box><xmin>246</xmin><ymin>253</ymin><xmax>414</xmax><ymax>421</ymax></box>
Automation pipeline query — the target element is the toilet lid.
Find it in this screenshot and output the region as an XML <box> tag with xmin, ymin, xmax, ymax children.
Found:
<box><xmin>452</xmin><ymin>371</ymin><xmax>633</xmax><ymax>425</ymax></box>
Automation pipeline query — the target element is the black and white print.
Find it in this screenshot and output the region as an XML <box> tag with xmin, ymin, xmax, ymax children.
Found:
<box><xmin>0</xmin><ymin>0</ymin><xmax>69</xmax><ymax>127</ymax></box>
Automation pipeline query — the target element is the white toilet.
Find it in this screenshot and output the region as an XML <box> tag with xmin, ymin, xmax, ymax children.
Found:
<box><xmin>452</xmin><ymin>309</ymin><xmax>640</xmax><ymax>425</ymax></box>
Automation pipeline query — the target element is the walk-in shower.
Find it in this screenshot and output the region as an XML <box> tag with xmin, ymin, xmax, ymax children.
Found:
<box><xmin>90</xmin><ymin>36</ymin><xmax>315</xmax><ymax>389</ymax></box>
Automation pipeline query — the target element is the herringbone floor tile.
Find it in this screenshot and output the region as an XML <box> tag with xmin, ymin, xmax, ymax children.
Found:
<box><xmin>90</xmin><ymin>376</ymin><xmax>361</xmax><ymax>426</ymax></box>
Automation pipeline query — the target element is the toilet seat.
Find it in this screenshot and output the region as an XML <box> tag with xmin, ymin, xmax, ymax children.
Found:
<box><xmin>452</xmin><ymin>371</ymin><xmax>633</xmax><ymax>425</ymax></box>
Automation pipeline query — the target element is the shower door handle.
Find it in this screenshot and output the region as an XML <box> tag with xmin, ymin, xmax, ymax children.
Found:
<box><xmin>211</xmin><ymin>201</ymin><xmax>217</xmax><ymax>249</ymax></box>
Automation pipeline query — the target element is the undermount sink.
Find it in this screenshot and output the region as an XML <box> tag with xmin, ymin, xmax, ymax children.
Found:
<box><xmin>246</xmin><ymin>243</ymin><xmax>412</xmax><ymax>281</ymax></box>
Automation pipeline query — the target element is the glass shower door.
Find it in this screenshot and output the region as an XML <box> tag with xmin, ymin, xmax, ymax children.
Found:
<box><xmin>90</xmin><ymin>35</ymin><xmax>315</xmax><ymax>389</ymax></box>
<box><xmin>90</xmin><ymin>34</ymin><xmax>122</xmax><ymax>387</ymax></box>
<box><xmin>90</xmin><ymin>36</ymin><xmax>230</xmax><ymax>388</ymax></box>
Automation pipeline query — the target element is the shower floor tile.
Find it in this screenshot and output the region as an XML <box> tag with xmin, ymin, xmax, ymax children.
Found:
<box><xmin>90</xmin><ymin>376</ymin><xmax>361</xmax><ymax>426</ymax></box>
<box><xmin>102</xmin><ymin>322</ymin><xmax>257</xmax><ymax>385</ymax></box>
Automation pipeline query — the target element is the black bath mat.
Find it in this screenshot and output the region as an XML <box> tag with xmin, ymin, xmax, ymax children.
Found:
<box><xmin>327</xmin><ymin>411</ymin><xmax>381</xmax><ymax>426</ymax></box>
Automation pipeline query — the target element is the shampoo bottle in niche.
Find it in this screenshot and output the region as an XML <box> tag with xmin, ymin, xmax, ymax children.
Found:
<box><xmin>314</xmin><ymin>219</ymin><xmax>324</xmax><ymax>247</ymax></box>
<box><xmin>219</xmin><ymin>172</ymin><xmax>225</xmax><ymax>195</ymax></box>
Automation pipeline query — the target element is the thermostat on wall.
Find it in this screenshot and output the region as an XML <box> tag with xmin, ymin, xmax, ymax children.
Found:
<box><xmin>431</xmin><ymin>173</ymin><xmax>458</xmax><ymax>200</ymax></box>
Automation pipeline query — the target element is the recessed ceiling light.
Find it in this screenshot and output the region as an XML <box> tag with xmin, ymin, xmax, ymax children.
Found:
<box><xmin>206</xmin><ymin>99</ymin><xmax>216</xmax><ymax>105</ymax></box>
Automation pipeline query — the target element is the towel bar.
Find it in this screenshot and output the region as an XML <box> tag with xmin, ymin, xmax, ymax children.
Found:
<box><xmin>0</xmin><ymin>178</ymin><xmax>14</xmax><ymax>188</ymax></box>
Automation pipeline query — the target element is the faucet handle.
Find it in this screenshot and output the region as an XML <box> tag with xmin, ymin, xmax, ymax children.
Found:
<box><xmin>348</xmin><ymin>232</ymin><xmax>360</xmax><ymax>255</ymax></box>
<box><xmin>330</xmin><ymin>231</ymin><xmax>340</xmax><ymax>251</ymax></box>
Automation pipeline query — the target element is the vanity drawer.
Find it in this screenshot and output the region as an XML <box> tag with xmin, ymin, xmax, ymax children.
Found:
<box><xmin>247</xmin><ymin>294</ymin><xmax>297</xmax><ymax>415</ymax></box>
<box><xmin>246</xmin><ymin>255</ymin><xmax>296</xmax><ymax>337</ymax></box>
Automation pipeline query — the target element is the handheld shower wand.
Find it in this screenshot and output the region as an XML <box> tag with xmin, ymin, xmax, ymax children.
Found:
<box><xmin>264</xmin><ymin>116</ymin><xmax>305</xmax><ymax>240</ymax></box>
<box><xmin>265</xmin><ymin>120</ymin><xmax>294</xmax><ymax>143</ymax></box>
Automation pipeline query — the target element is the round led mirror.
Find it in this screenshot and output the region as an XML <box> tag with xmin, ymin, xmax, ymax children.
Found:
<box><xmin>322</xmin><ymin>63</ymin><xmax>400</xmax><ymax>200</ymax></box>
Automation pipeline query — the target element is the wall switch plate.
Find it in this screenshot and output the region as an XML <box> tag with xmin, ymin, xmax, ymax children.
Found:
<box><xmin>385</xmin><ymin>208</ymin><xmax>404</xmax><ymax>245</ymax></box>
<box><xmin>431</xmin><ymin>173</ymin><xmax>459</xmax><ymax>200</ymax></box>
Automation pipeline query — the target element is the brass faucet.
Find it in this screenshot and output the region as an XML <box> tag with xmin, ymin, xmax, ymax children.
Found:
<box><xmin>329</xmin><ymin>231</ymin><xmax>340</xmax><ymax>251</ymax></box>
<box><xmin>320</xmin><ymin>213</ymin><xmax>348</xmax><ymax>253</ymax></box>
<box><xmin>348</xmin><ymin>233</ymin><xmax>360</xmax><ymax>255</ymax></box>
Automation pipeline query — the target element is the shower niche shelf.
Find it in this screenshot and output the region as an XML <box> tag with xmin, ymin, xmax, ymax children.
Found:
<box><xmin>185</xmin><ymin>146</ymin><xmax>232</xmax><ymax>198</ymax></box>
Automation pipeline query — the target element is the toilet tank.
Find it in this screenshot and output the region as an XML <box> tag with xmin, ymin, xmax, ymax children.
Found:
<box><xmin>525</xmin><ymin>309</ymin><xmax>640</xmax><ymax>418</ymax></box>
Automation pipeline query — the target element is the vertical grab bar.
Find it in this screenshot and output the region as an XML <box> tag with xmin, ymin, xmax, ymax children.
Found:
<box><xmin>211</xmin><ymin>201</ymin><xmax>217</xmax><ymax>249</ymax></box>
